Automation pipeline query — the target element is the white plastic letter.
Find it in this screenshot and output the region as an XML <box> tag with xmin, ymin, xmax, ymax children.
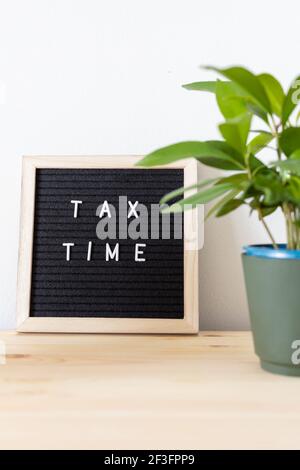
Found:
<box><xmin>135</xmin><ymin>243</ymin><xmax>146</xmax><ymax>262</ymax></box>
<box><xmin>87</xmin><ymin>241</ymin><xmax>93</xmax><ymax>261</ymax></box>
<box><xmin>99</xmin><ymin>200</ymin><xmax>112</xmax><ymax>219</ymax></box>
<box><xmin>106</xmin><ymin>243</ymin><xmax>119</xmax><ymax>261</ymax></box>
<box><xmin>128</xmin><ymin>201</ymin><xmax>139</xmax><ymax>219</ymax></box>
<box><xmin>70</xmin><ymin>200</ymin><xmax>82</xmax><ymax>218</ymax></box>
<box><xmin>63</xmin><ymin>242</ymin><xmax>75</xmax><ymax>261</ymax></box>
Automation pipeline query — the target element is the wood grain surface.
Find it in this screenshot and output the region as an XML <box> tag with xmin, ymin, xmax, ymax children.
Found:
<box><xmin>0</xmin><ymin>331</ymin><xmax>300</xmax><ymax>450</ymax></box>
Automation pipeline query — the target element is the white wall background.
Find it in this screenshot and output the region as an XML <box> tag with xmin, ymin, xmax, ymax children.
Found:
<box><xmin>0</xmin><ymin>0</ymin><xmax>297</xmax><ymax>330</ymax></box>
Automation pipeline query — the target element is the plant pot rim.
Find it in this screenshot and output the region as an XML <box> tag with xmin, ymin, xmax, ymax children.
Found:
<box><xmin>243</xmin><ymin>244</ymin><xmax>300</xmax><ymax>259</ymax></box>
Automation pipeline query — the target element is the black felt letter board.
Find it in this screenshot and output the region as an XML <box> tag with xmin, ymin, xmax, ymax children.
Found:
<box><xmin>30</xmin><ymin>168</ymin><xmax>184</xmax><ymax>319</ymax></box>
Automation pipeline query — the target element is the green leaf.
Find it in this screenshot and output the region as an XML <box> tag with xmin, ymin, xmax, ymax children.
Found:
<box><xmin>219</xmin><ymin>113</ymin><xmax>251</xmax><ymax>153</ymax></box>
<box><xmin>257</xmin><ymin>73</ymin><xmax>284</xmax><ymax>116</ymax></box>
<box><xmin>247</xmin><ymin>132</ymin><xmax>274</xmax><ymax>155</ymax></box>
<box><xmin>248</xmin><ymin>154</ymin><xmax>266</xmax><ymax>172</ymax></box>
<box><xmin>241</xmin><ymin>181</ymin><xmax>262</xmax><ymax>200</ymax></box>
<box><xmin>217</xmin><ymin>171</ymin><xmax>257</xmax><ymax>195</ymax></box>
<box><xmin>254</xmin><ymin>173</ymin><xmax>285</xmax><ymax>205</ymax></box>
<box><xmin>260</xmin><ymin>206</ymin><xmax>278</xmax><ymax>217</ymax></box>
<box><xmin>205</xmin><ymin>188</ymin><xmax>241</xmax><ymax>219</ymax></box>
<box><xmin>182</xmin><ymin>81</ymin><xmax>218</xmax><ymax>92</ymax></box>
<box><xmin>185</xmin><ymin>72</ymin><xmax>269</xmax><ymax>123</ymax></box>
<box><xmin>249</xmin><ymin>129</ymin><xmax>272</xmax><ymax>134</ymax></box>
<box><xmin>286</xmin><ymin>177</ymin><xmax>300</xmax><ymax>205</ymax></box>
<box><xmin>214</xmin><ymin>80</ymin><xmax>268</xmax><ymax>123</ymax></box>
<box><xmin>216</xmin><ymin>173</ymin><xmax>249</xmax><ymax>186</ymax></box>
<box><xmin>206</xmin><ymin>66</ymin><xmax>272</xmax><ymax>114</ymax></box>
<box><xmin>137</xmin><ymin>141</ymin><xmax>245</xmax><ymax>170</ymax></box>
<box><xmin>195</xmin><ymin>141</ymin><xmax>246</xmax><ymax>170</ymax></box>
<box><xmin>282</xmin><ymin>75</ymin><xmax>300</xmax><ymax>125</ymax></box>
<box><xmin>245</xmin><ymin>101</ymin><xmax>269</xmax><ymax>124</ymax></box>
<box><xmin>290</xmin><ymin>150</ymin><xmax>300</xmax><ymax>160</ymax></box>
<box><xmin>216</xmin><ymin>198</ymin><xmax>244</xmax><ymax>217</ymax></box>
<box><xmin>159</xmin><ymin>178</ymin><xmax>217</xmax><ymax>205</ymax></box>
<box><xmin>260</xmin><ymin>206</ymin><xmax>277</xmax><ymax>217</ymax></box>
<box><xmin>215</xmin><ymin>80</ymin><xmax>247</xmax><ymax>118</ymax></box>
<box><xmin>271</xmin><ymin>159</ymin><xmax>300</xmax><ymax>176</ymax></box>
<box><xmin>279</xmin><ymin>127</ymin><xmax>300</xmax><ymax>157</ymax></box>
<box><xmin>161</xmin><ymin>183</ymin><xmax>233</xmax><ymax>213</ymax></box>
<box><xmin>249</xmin><ymin>199</ymin><xmax>277</xmax><ymax>217</ymax></box>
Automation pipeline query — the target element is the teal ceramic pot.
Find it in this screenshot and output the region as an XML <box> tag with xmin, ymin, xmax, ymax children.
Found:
<box><xmin>242</xmin><ymin>245</ymin><xmax>300</xmax><ymax>376</ymax></box>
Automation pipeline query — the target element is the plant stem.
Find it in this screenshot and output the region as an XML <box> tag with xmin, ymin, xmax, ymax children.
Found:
<box><xmin>270</xmin><ymin>116</ymin><xmax>282</xmax><ymax>161</ymax></box>
<box><xmin>257</xmin><ymin>207</ymin><xmax>278</xmax><ymax>249</ymax></box>
<box><xmin>283</xmin><ymin>203</ymin><xmax>296</xmax><ymax>250</ymax></box>
<box><xmin>296</xmin><ymin>208</ymin><xmax>300</xmax><ymax>250</ymax></box>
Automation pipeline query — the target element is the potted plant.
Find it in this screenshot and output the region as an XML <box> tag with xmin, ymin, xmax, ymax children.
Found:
<box><xmin>138</xmin><ymin>66</ymin><xmax>300</xmax><ymax>376</ymax></box>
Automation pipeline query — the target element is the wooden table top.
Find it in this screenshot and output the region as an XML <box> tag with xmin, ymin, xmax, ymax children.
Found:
<box><xmin>0</xmin><ymin>331</ymin><xmax>300</xmax><ymax>450</ymax></box>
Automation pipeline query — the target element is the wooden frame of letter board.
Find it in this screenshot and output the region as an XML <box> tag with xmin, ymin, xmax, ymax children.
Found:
<box><xmin>17</xmin><ymin>156</ymin><xmax>199</xmax><ymax>334</ymax></box>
